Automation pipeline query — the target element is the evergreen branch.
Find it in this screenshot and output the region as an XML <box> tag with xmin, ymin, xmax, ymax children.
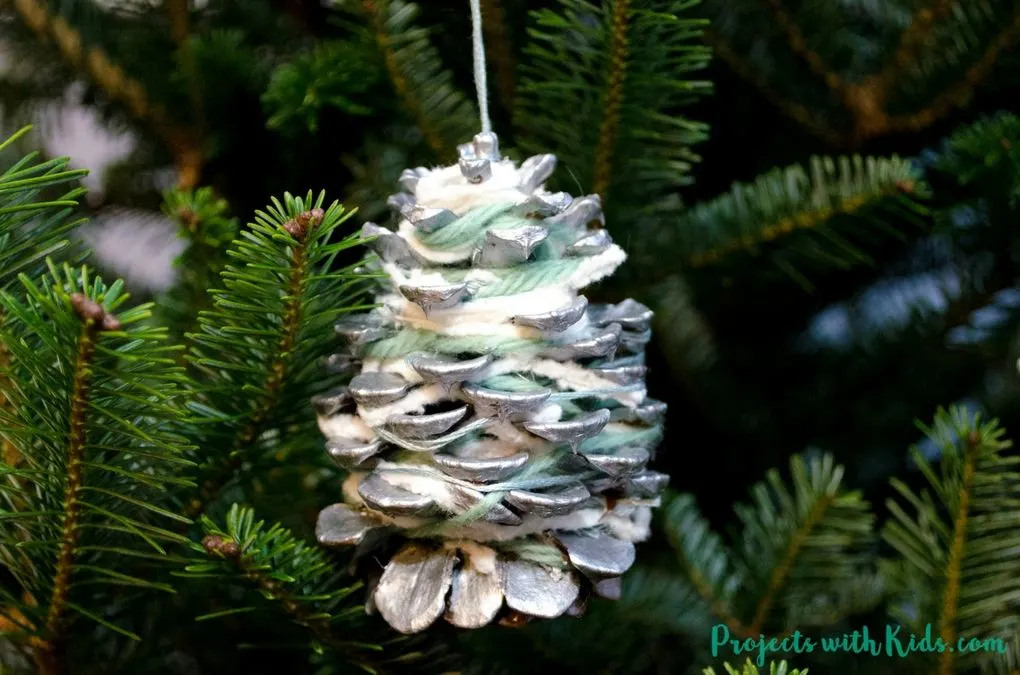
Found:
<box><xmin>870</xmin><ymin>0</ymin><xmax>958</xmax><ymax>96</ymax></box>
<box><xmin>884</xmin><ymin>6</ymin><xmax>1020</xmax><ymax>137</ymax></box>
<box><xmin>663</xmin><ymin>493</ymin><xmax>747</xmax><ymax>637</ymax></box>
<box><xmin>517</xmin><ymin>0</ymin><xmax>711</xmax><ymax>223</ymax></box>
<box><xmin>357</xmin><ymin>0</ymin><xmax>477</xmax><ymax>161</ymax></box>
<box><xmin>760</xmin><ymin>0</ymin><xmax>845</xmax><ymax>95</ymax></box>
<box><xmin>591</xmin><ymin>0</ymin><xmax>631</xmax><ymax>203</ymax></box>
<box><xmin>0</xmin><ymin>126</ymin><xmax>88</xmax><ymax>289</ymax></box>
<box><xmin>194</xmin><ymin>509</ymin><xmax>358</xmax><ymax>653</ymax></box>
<box><xmin>733</xmin><ymin>454</ymin><xmax>877</xmax><ymax>632</ymax></box>
<box><xmin>34</xmin><ymin>294</ymin><xmax>101</xmax><ymax>674</ymax></box>
<box><xmin>0</xmin><ymin>263</ymin><xmax>193</xmax><ymax>673</ymax></box>
<box><xmin>480</xmin><ymin>0</ymin><xmax>516</xmax><ymax>112</ymax></box>
<box><xmin>263</xmin><ymin>40</ymin><xmax>381</xmax><ymax>135</ymax></box>
<box><xmin>518</xmin><ymin>0</ymin><xmax>709</xmax><ymax>222</ymax></box>
<box><xmin>155</xmin><ymin>187</ymin><xmax>238</xmax><ymax>346</ymax></box>
<box><xmin>342</xmin><ymin>127</ymin><xmax>419</xmax><ymax>223</ymax></box>
<box><xmin>703</xmin><ymin>662</ymin><xmax>806</xmax><ymax>675</ymax></box>
<box><xmin>936</xmin><ymin>424</ymin><xmax>977</xmax><ymax>675</ymax></box>
<box><xmin>930</xmin><ymin>111</ymin><xmax>1020</xmax><ymax>207</ymax></box>
<box><xmin>0</xmin><ymin>336</ymin><xmax>15</xmax><ymax>469</ymax></box>
<box><xmin>164</xmin><ymin>0</ymin><xmax>205</xmax><ymax>185</ymax></box>
<box><xmin>701</xmin><ymin>33</ymin><xmax>842</xmax><ymax>145</ymax></box>
<box><xmin>182</xmin><ymin>192</ymin><xmax>369</xmax><ymax>518</ymax></box>
<box><xmin>645</xmin><ymin>275</ymin><xmax>716</xmax><ymax>375</ymax></box>
<box><xmin>181</xmin><ymin>504</ymin><xmax>410</xmax><ymax>669</ymax></box>
<box><xmin>701</xmin><ymin>1</ymin><xmax>1018</xmax><ymax>143</ymax></box>
<box><xmin>747</xmin><ymin>490</ymin><xmax>830</xmax><ymax>636</ymax></box>
<box><xmin>882</xmin><ymin>406</ymin><xmax>1020</xmax><ymax>675</ymax></box>
<box><xmin>663</xmin><ymin>455</ymin><xmax>876</xmax><ymax>638</ymax></box>
<box><xmin>0</xmin><ymin>129</ymin><xmax>86</xmax><ymax>536</ymax></box>
<box><xmin>662</xmin><ymin>155</ymin><xmax>927</xmax><ymax>287</ymax></box>
<box><xmin>6</xmin><ymin>0</ymin><xmax>201</xmax><ymax>184</ymax></box>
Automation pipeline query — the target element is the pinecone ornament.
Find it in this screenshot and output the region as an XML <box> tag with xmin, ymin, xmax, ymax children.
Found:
<box><xmin>314</xmin><ymin>132</ymin><xmax>668</xmax><ymax>634</ymax></box>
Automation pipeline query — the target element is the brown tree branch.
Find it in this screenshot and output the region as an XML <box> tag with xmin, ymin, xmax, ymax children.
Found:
<box><xmin>936</xmin><ymin>430</ymin><xmax>980</xmax><ymax>675</ymax></box>
<box><xmin>748</xmin><ymin>494</ymin><xmax>834</xmax><ymax>634</ymax></box>
<box><xmin>870</xmin><ymin>0</ymin><xmax>959</xmax><ymax>96</ymax></box>
<box><xmin>33</xmin><ymin>297</ymin><xmax>119</xmax><ymax>675</ymax></box>
<box><xmin>712</xmin><ymin>2</ymin><xmax>1019</xmax><ymax>145</ymax></box>
<box><xmin>761</xmin><ymin>0</ymin><xmax>847</xmax><ymax>96</ymax></box>
<box><xmin>164</xmin><ymin>0</ymin><xmax>205</xmax><ymax>187</ymax></box>
<box><xmin>884</xmin><ymin>7</ymin><xmax>1020</xmax><ymax>136</ymax></box>
<box><xmin>8</xmin><ymin>0</ymin><xmax>202</xmax><ymax>187</ymax></box>
<box><xmin>703</xmin><ymin>32</ymin><xmax>844</xmax><ymax>145</ymax></box>
<box><xmin>184</xmin><ymin>209</ymin><xmax>323</xmax><ymax>519</ymax></box>
<box><xmin>361</xmin><ymin>0</ymin><xmax>450</xmax><ymax>159</ymax></box>
<box><xmin>592</xmin><ymin>0</ymin><xmax>632</xmax><ymax>206</ymax></box>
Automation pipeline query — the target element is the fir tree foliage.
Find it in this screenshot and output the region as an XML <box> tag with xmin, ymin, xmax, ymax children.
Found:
<box><xmin>181</xmin><ymin>504</ymin><xmax>395</xmax><ymax>672</ymax></box>
<box><xmin>516</xmin><ymin>0</ymin><xmax>712</xmax><ymax>220</ymax></box>
<box><xmin>262</xmin><ymin>40</ymin><xmax>381</xmax><ymax>135</ymax></box>
<box><xmin>651</xmin><ymin>155</ymin><xmax>930</xmax><ymax>288</ymax></box>
<box><xmin>932</xmin><ymin>111</ymin><xmax>1020</xmax><ymax>204</ymax></box>
<box><xmin>0</xmin><ymin>127</ymin><xmax>87</xmax><ymax>288</ymax></box>
<box><xmin>663</xmin><ymin>454</ymin><xmax>878</xmax><ymax>637</ymax></box>
<box><xmin>701</xmin><ymin>0</ymin><xmax>1020</xmax><ymax>143</ymax></box>
<box><xmin>155</xmin><ymin>186</ymin><xmax>239</xmax><ymax>342</ymax></box>
<box><xmin>0</xmin><ymin>262</ymin><xmax>193</xmax><ymax>666</ymax></box>
<box><xmin>181</xmin><ymin>191</ymin><xmax>371</xmax><ymax>518</ymax></box>
<box><xmin>339</xmin><ymin>0</ymin><xmax>479</xmax><ymax>162</ymax></box>
<box><xmin>703</xmin><ymin>661</ymin><xmax>806</xmax><ymax>675</ymax></box>
<box><xmin>881</xmin><ymin>406</ymin><xmax>1020</xmax><ymax>675</ymax></box>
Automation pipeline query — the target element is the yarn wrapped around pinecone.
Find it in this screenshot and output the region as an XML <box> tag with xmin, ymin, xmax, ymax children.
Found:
<box><xmin>314</xmin><ymin>132</ymin><xmax>668</xmax><ymax>634</ymax></box>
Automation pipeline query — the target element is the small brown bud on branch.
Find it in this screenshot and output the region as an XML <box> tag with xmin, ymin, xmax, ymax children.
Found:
<box><xmin>283</xmin><ymin>208</ymin><xmax>326</xmax><ymax>241</ymax></box>
<box><xmin>201</xmin><ymin>534</ymin><xmax>241</xmax><ymax>558</ymax></box>
<box><xmin>70</xmin><ymin>293</ymin><xmax>121</xmax><ymax>331</ymax></box>
<box><xmin>296</xmin><ymin>207</ymin><xmax>325</xmax><ymax>229</ymax></box>
<box><xmin>177</xmin><ymin>207</ymin><xmax>200</xmax><ymax>231</ymax></box>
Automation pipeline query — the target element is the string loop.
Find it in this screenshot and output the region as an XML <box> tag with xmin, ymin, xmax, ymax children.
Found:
<box><xmin>470</xmin><ymin>0</ymin><xmax>492</xmax><ymax>133</ymax></box>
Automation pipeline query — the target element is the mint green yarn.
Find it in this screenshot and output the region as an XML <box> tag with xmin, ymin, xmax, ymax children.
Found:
<box><xmin>417</xmin><ymin>202</ymin><xmax>521</xmax><ymax>250</ymax></box>
<box><xmin>432</xmin><ymin>257</ymin><xmax>585</xmax><ymax>296</ymax></box>
<box><xmin>493</xmin><ymin>540</ymin><xmax>569</xmax><ymax>568</ymax></box>
<box><xmin>578</xmin><ymin>425</ymin><xmax>662</xmax><ymax>453</ymax></box>
<box><xmin>402</xmin><ymin>452</ymin><xmax>578</xmax><ymax>536</ymax></box>
<box><xmin>473</xmin><ymin>258</ymin><xmax>584</xmax><ymax>298</ymax></box>
<box><xmin>363</xmin><ymin>329</ymin><xmax>541</xmax><ymax>359</ymax></box>
<box><xmin>479</xmin><ymin>373</ymin><xmax>551</xmax><ymax>391</ymax></box>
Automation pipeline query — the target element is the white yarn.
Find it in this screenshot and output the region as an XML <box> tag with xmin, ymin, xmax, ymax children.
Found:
<box><xmin>449</xmin><ymin>540</ymin><xmax>498</xmax><ymax>574</ymax></box>
<box><xmin>360</xmin><ymin>357</ymin><xmax>425</xmax><ymax>384</ymax></box>
<box><xmin>448</xmin><ymin>437</ymin><xmax>524</xmax><ymax>459</ymax></box>
<box><xmin>598</xmin><ymin>502</ymin><xmax>654</xmax><ymax>542</ymax></box>
<box><xmin>567</xmin><ymin>243</ymin><xmax>627</xmax><ymax>289</ymax></box>
<box><xmin>413</xmin><ymin>162</ymin><xmax>530</xmax><ymax>214</ymax></box>
<box><xmin>516</xmin><ymin>358</ymin><xmax>645</xmax><ymax>407</ymax></box>
<box><xmin>480</xmin><ymin>419</ymin><xmax>553</xmax><ymax>454</ymax></box>
<box><xmin>438</xmin><ymin>507</ymin><xmax>606</xmax><ymax>542</ymax></box>
<box><xmin>378</xmin><ymin>465</ymin><xmax>483</xmax><ymax>515</ymax></box>
<box><xmin>318</xmin><ymin>413</ymin><xmax>376</xmax><ymax>443</ymax></box>
<box><xmin>355</xmin><ymin>383</ymin><xmax>445</xmax><ymax>427</ymax></box>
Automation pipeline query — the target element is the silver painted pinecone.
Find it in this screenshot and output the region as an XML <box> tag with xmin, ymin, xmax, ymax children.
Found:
<box><xmin>314</xmin><ymin>132</ymin><xmax>668</xmax><ymax>634</ymax></box>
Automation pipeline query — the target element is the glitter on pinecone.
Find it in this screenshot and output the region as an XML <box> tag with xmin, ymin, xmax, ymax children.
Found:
<box><xmin>314</xmin><ymin>132</ymin><xmax>668</xmax><ymax>634</ymax></box>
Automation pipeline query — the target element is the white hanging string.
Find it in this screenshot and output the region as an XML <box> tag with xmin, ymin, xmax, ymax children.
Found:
<box><xmin>470</xmin><ymin>0</ymin><xmax>492</xmax><ymax>133</ymax></box>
